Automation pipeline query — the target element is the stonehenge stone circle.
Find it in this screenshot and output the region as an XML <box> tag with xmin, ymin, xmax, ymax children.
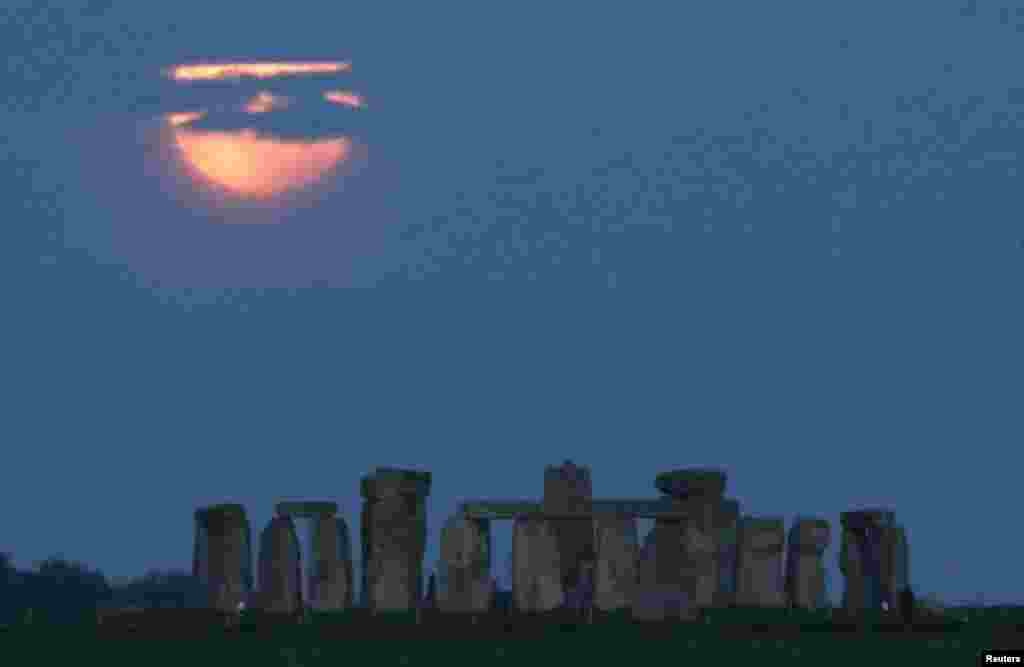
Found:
<box><xmin>360</xmin><ymin>467</ymin><xmax>431</xmax><ymax>612</ymax></box>
<box><xmin>187</xmin><ymin>464</ymin><xmax>914</xmax><ymax>623</ymax></box>
<box><xmin>193</xmin><ymin>503</ymin><xmax>252</xmax><ymax>613</ymax></box>
<box><xmin>735</xmin><ymin>516</ymin><xmax>786</xmax><ymax>607</ymax></box>
<box><xmin>258</xmin><ymin>515</ymin><xmax>303</xmax><ymax>614</ymax></box>
<box><xmin>512</xmin><ymin>516</ymin><xmax>563</xmax><ymax>612</ymax></box>
<box><xmin>785</xmin><ymin>517</ymin><xmax>831</xmax><ymax>610</ymax></box>
<box><xmin>438</xmin><ymin>515</ymin><xmax>493</xmax><ymax>613</ymax></box>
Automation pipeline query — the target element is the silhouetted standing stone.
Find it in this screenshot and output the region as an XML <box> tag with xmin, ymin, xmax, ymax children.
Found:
<box><xmin>735</xmin><ymin>516</ymin><xmax>786</xmax><ymax>607</ymax></box>
<box><xmin>593</xmin><ymin>514</ymin><xmax>638</xmax><ymax>611</ymax></box>
<box><xmin>308</xmin><ymin>514</ymin><xmax>353</xmax><ymax>611</ymax></box>
<box><xmin>512</xmin><ymin>517</ymin><xmax>563</xmax><ymax>612</ymax></box>
<box><xmin>654</xmin><ymin>468</ymin><xmax>726</xmax><ymax>612</ymax></box>
<box><xmin>840</xmin><ymin>509</ymin><xmax>898</xmax><ymax>614</ymax></box>
<box><xmin>193</xmin><ymin>503</ymin><xmax>252</xmax><ymax>613</ymax></box>
<box><xmin>715</xmin><ymin>498</ymin><xmax>741</xmax><ymax>607</ymax></box>
<box><xmin>543</xmin><ymin>460</ymin><xmax>594</xmax><ymax>598</ymax></box>
<box><xmin>360</xmin><ymin>467</ymin><xmax>432</xmax><ymax>613</ymax></box>
<box><xmin>881</xmin><ymin>523</ymin><xmax>909</xmax><ymax>615</ymax></box>
<box><xmin>632</xmin><ymin>523</ymin><xmax>696</xmax><ymax>620</ymax></box>
<box><xmin>566</xmin><ymin>547</ymin><xmax>597</xmax><ymax>618</ymax></box>
<box><xmin>258</xmin><ymin>515</ymin><xmax>302</xmax><ymax>614</ymax></box>
<box><xmin>785</xmin><ymin>517</ymin><xmax>830</xmax><ymax>610</ymax></box>
<box><xmin>900</xmin><ymin>587</ymin><xmax>915</xmax><ymax>624</ymax></box>
<box><xmin>273</xmin><ymin>501</ymin><xmax>352</xmax><ymax>611</ymax></box>
<box><xmin>438</xmin><ymin>515</ymin><xmax>492</xmax><ymax>612</ymax></box>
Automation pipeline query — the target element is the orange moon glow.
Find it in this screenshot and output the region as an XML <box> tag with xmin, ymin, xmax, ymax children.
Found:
<box><xmin>170</xmin><ymin>124</ymin><xmax>352</xmax><ymax>199</ymax></box>
<box><xmin>162</xmin><ymin>61</ymin><xmax>361</xmax><ymax>201</ymax></box>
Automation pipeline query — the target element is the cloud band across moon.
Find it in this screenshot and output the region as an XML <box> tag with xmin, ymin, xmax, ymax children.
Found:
<box><xmin>159</xmin><ymin>61</ymin><xmax>365</xmax><ymax>203</ymax></box>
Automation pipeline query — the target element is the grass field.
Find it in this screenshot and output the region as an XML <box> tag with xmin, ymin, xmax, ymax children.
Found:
<box><xmin>2</xmin><ymin>606</ymin><xmax>1021</xmax><ymax>666</ymax></box>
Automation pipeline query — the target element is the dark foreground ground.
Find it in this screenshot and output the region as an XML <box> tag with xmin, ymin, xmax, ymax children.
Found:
<box><xmin>2</xmin><ymin>607</ymin><xmax>1021</xmax><ymax>666</ymax></box>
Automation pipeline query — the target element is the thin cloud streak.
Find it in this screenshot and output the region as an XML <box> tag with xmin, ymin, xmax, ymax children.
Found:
<box><xmin>166</xmin><ymin>61</ymin><xmax>352</xmax><ymax>81</ymax></box>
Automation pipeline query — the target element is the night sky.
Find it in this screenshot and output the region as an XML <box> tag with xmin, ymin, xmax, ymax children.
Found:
<box><xmin>2</xmin><ymin>0</ymin><xmax>1021</xmax><ymax>605</ymax></box>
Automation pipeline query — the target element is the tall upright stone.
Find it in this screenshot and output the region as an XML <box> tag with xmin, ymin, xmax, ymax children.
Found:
<box><xmin>258</xmin><ymin>515</ymin><xmax>302</xmax><ymax>614</ymax></box>
<box><xmin>438</xmin><ymin>514</ymin><xmax>492</xmax><ymax>613</ymax></box>
<box><xmin>886</xmin><ymin>524</ymin><xmax>910</xmax><ymax>614</ymax></box>
<box><xmin>785</xmin><ymin>517</ymin><xmax>831</xmax><ymax>610</ymax></box>
<box><xmin>840</xmin><ymin>509</ymin><xmax>905</xmax><ymax>614</ymax></box>
<box><xmin>631</xmin><ymin>527</ymin><xmax>695</xmax><ymax>621</ymax></box>
<box><xmin>715</xmin><ymin>498</ymin><xmax>741</xmax><ymax>607</ymax></box>
<box><xmin>273</xmin><ymin>501</ymin><xmax>352</xmax><ymax>612</ymax></box>
<box><xmin>593</xmin><ymin>514</ymin><xmax>639</xmax><ymax>611</ymax></box>
<box><xmin>360</xmin><ymin>467</ymin><xmax>432</xmax><ymax>612</ymax></box>
<box><xmin>652</xmin><ymin>468</ymin><xmax>725</xmax><ymax>611</ymax></box>
<box><xmin>193</xmin><ymin>503</ymin><xmax>252</xmax><ymax>612</ymax></box>
<box><xmin>512</xmin><ymin>516</ymin><xmax>563</xmax><ymax>612</ymax></box>
<box><xmin>543</xmin><ymin>460</ymin><xmax>594</xmax><ymax>597</ymax></box>
<box><xmin>735</xmin><ymin>516</ymin><xmax>786</xmax><ymax>607</ymax></box>
<box><xmin>839</xmin><ymin>512</ymin><xmax>897</xmax><ymax>614</ymax></box>
<box><xmin>309</xmin><ymin>514</ymin><xmax>354</xmax><ymax>611</ymax></box>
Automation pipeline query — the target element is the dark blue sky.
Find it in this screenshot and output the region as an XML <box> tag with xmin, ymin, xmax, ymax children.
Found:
<box><xmin>2</xmin><ymin>0</ymin><xmax>1021</xmax><ymax>605</ymax></box>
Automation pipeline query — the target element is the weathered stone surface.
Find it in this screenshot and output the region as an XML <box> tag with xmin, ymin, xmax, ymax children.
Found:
<box><xmin>512</xmin><ymin>517</ymin><xmax>563</xmax><ymax>612</ymax></box>
<box><xmin>631</xmin><ymin>530</ymin><xmax>697</xmax><ymax>621</ymax></box>
<box><xmin>653</xmin><ymin>511</ymin><xmax>719</xmax><ymax>611</ymax></box>
<box><xmin>258</xmin><ymin>515</ymin><xmax>302</xmax><ymax>614</ymax></box>
<box><xmin>840</xmin><ymin>509</ymin><xmax>895</xmax><ymax>533</ymax></box>
<box><xmin>460</xmin><ymin>498</ymin><xmax>684</xmax><ymax>520</ymax></box>
<box><xmin>877</xmin><ymin>523</ymin><xmax>909</xmax><ymax>614</ymax></box>
<box><xmin>307</xmin><ymin>515</ymin><xmax>353</xmax><ymax>611</ymax></box>
<box><xmin>655</xmin><ymin>468</ymin><xmax>727</xmax><ymax>500</ymax></box>
<box><xmin>785</xmin><ymin>517</ymin><xmax>830</xmax><ymax>609</ymax></box>
<box><xmin>649</xmin><ymin>487</ymin><xmax>723</xmax><ymax>610</ymax></box>
<box><xmin>735</xmin><ymin>516</ymin><xmax>786</xmax><ymax>607</ymax></box>
<box><xmin>593</xmin><ymin>514</ymin><xmax>638</xmax><ymax>611</ymax></box>
<box><xmin>438</xmin><ymin>515</ymin><xmax>492</xmax><ymax>613</ymax></box>
<box><xmin>543</xmin><ymin>460</ymin><xmax>595</xmax><ymax>596</ymax></box>
<box><xmin>193</xmin><ymin>503</ymin><xmax>252</xmax><ymax>613</ymax></box>
<box><xmin>715</xmin><ymin>498</ymin><xmax>740</xmax><ymax>606</ymax></box>
<box><xmin>275</xmin><ymin>501</ymin><xmax>339</xmax><ymax>517</ymax></box>
<box><xmin>840</xmin><ymin>509</ymin><xmax>897</xmax><ymax>613</ymax></box>
<box><xmin>888</xmin><ymin>525</ymin><xmax>910</xmax><ymax>612</ymax></box>
<box><xmin>360</xmin><ymin>468</ymin><xmax>432</xmax><ymax>500</ymax></box>
<box><xmin>360</xmin><ymin>467</ymin><xmax>431</xmax><ymax>612</ymax></box>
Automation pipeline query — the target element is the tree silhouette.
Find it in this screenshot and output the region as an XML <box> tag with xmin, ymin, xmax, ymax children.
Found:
<box><xmin>8</xmin><ymin>555</ymin><xmax>112</xmax><ymax>624</ymax></box>
<box><xmin>105</xmin><ymin>569</ymin><xmax>207</xmax><ymax>609</ymax></box>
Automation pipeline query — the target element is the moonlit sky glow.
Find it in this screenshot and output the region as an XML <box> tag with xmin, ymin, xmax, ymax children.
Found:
<box><xmin>160</xmin><ymin>61</ymin><xmax>363</xmax><ymax>203</ymax></box>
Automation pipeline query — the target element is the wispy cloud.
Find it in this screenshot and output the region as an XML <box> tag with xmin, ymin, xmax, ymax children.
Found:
<box><xmin>166</xmin><ymin>61</ymin><xmax>351</xmax><ymax>82</ymax></box>
<box><xmin>243</xmin><ymin>91</ymin><xmax>291</xmax><ymax>114</ymax></box>
<box><xmin>324</xmin><ymin>90</ymin><xmax>365</xmax><ymax>109</ymax></box>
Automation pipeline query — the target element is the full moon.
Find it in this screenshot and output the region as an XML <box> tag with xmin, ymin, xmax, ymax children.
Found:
<box><xmin>170</xmin><ymin>121</ymin><xmax>352</xmax><ymax>200</ymax></box>
<box><xmin>162</xmin><ymin>61</ymin><xmax>363</xmax><ymax>203</ymax></box>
